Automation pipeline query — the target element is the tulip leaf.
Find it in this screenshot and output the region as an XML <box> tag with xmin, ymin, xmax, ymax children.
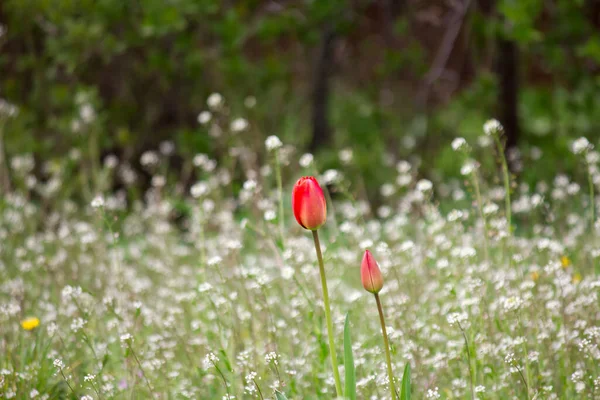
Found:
<box><xmin>274</xmin><ymin>390</ymin><xmax>288</xmax><ymax>400</ymax></box>
<box><xmin>344</xmin><ymin>312</ymin><xmax>357</xmax><ymax>400</ymax></box>
<box><xmin>400</xmin><ymin>363</ymin><xmax>411</xmax><ymax>400</ymax></box>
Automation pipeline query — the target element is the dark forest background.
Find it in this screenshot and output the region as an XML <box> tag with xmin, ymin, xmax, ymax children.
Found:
<box><xmin>2</xmin><ymin>0</ymin><xmax>600</xmax><ymax>199</ymax></box>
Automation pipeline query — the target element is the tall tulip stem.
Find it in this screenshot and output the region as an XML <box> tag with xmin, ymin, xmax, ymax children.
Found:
<box><xmin>374</xmin><ymin>293</ymin><xmax>396</xmax><ymax>399</ymax></box>
<box><xmin>312</xmin><ymin>230</ymin><xmax>343</xmax><ymax>397</ymax></box>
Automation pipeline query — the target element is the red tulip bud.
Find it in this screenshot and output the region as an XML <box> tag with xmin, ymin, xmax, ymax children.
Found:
<box><xmin>361</xmin><ymin>249</ymin><xmax>384</xmax><ymax>294</ymax></box>
<box><xmin>292</xmin><ymin>176</ymin><xmax>327</xmax><ymax>231</ymax></box>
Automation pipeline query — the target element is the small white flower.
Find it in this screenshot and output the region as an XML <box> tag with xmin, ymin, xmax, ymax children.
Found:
<box><xmin>483</xmin><ymin>203</ymin><xmax>499</xmax><ymax>215</ymax></box>
<box><xmin>461</xmin><ymin>161</ymin><xmax>477</xmax><ymax>176</ymax></box>
<box><xmin>204</xmin><ymin>352</ymin><xmax>219</xmax><ymax>369</ymax></box>
<box><xmin>208</xmin><ymin>256</ymin><xmax>222</xmax><ymax>266</ymax></box>
<box><xmin>91</xmin><ymin>196</ymin><xmax>104</xmax><ymax>209</ymax></box>
<box><xmin>572</xmin><ymin>137</ymin><xmax>592</xmax><ymax>154</ymax></box>
<box><xmin>197</xmin><ymin>111</ymin><xmax>212</xmax><ymax>124</ymax></box>
<box><xmin>416</xmin><ymin>179</ymin><xmax>433</xmax><ymax>192</ymax></box>
<box><xmin>140</xmin><ymin>151</ymin><xmax>159</xmax><ymax>167</ymax></box>
<box><xmin>426</xmin><ymin>387</ymin><xmax>441</xmax><ymax>399</ymax></box>
<box><xmin>451</xmin><ymin>137</ymin><xmax>467</xmax><ymax>151</ymax></box>
<box><xmin>230</xmin><ymin>118</ymin><xmax>248</xmax><ymax>132</ymax></box>
<box><xmin>243</xmin><ymin>179</ymin><xmax>257</xmax><ymax>191</ymax></box>
<box><xmin>191</xmin><ymin>182</ymin><xmax>209</xmax><ymax>198</ymax></box>
<box><xmin>198</xmin><ymin>282</ymin><xmax>213</xmax><ymax>293</ymax></box>
<box><xmin>53</xmin><ymin>359</ymin><xmax>64</xmax><ymax>369</ymax></box>
<box><xmin>265</xmin><ymin>352</ymin><xmax>279</xmax><ymax>365</ymax></box>
<box><xmin>207</xmin><ymin>93</ymin><xmax>223</xmax><ymax>110</ymax></box>
<box><xmin>322</xmin><ymin>169</ymin><xmax>339</xmax><ymax>184</ymax></box>
<box><xmin>120</xmin><ymin>333</ymin><xmax>133</xmax><ymax>344</ymax></box>
<box><xmin>79</xmin><ymin>104</ymin><xmax>96</xmax><ymax>124</ymax></box>
<box><xmin>70</xmin><ymin>318</ymin><xmax>86</xmax><ymax>332</ymax></box>
<box><xmin>265</xmin><ymin>135</ymin><xmax>283</xmax><ymax>151</ymax></box>
<box><xmin>244</xmin><ymin>96</ymin><xmax>257</xmax><ymax>108</ymax></box>
<box><xmin>339</xmin><ymin>148</ymin><xmax>353</xmax><ymax>164</ymax></box>
<box><xmin>483</xmin><ymin>119</ymin><xmax>503</xmax><ymax>136</ymax></box>
<box><xmin>264</xmin><ymin>210</ymin><xmax>276</xmax><ymax>221</ymax></box>
<box><xmin>299</xmin><ymin>153</ymin><xmax>314</xmax><ymax>168</ymax></box>
<box><xmin>159</xmin><ymin>141</ymin><xmax>175</xmax><ymax>155</ymax></box>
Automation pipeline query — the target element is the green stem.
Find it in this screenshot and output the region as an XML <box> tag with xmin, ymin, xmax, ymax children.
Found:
<box><xmin>311</xmin><ymin>230</ymin><xmax>342</xmax><ymax>397</ymax></box>
<box><xmin>457</xmin><ymin>322</ymin><xmax>475</xmax><ymax>400</ymax></box>
<box><xmin>129</xmin><ymin>345</ymin><xmax>156</xmax><ymax>399</ymax></box>
<box><xmin>375</xmin><ymin>293</ymin><xmax>396</xmax><ymax>399</ymax></box>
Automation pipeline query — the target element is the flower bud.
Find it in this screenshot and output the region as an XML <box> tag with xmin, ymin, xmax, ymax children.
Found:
<box><xmin>361</xmin><ymin>249</ymin><xmax>384</xmax><ymax>294</ymax></box>
<box><xmin>292</xmin><ymin>176</ymin><xmax>327</xmax><ymax>230</ymax></box>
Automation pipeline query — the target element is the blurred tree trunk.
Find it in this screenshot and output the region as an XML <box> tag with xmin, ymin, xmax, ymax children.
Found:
<box><xmin>497</xmin><ymin>37</ymin><xmax>519</xmax><ymax>158</ymax></box>
<box><xmin>309</xmin><ymin>27</ymin><xmax>336</xmax><ymax>153</ymax></box>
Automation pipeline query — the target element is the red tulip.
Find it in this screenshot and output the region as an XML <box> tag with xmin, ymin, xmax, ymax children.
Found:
<box><xmin>361</xmin><ymin>250</ymin><xmax>384</xmax><ymax>294</ymax></box>
<box><xmin>292</xmin><ymin>176</ymin><xmax>327</xmax><ymax>230</ymax></box>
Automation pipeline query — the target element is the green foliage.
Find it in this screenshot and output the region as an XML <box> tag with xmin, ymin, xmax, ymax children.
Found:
<box><xmin>275</xmin><ymin>390</ymin><xmax>289</xmax><ymax>400</ymax></box>
<box><xmin>400</xmin><ymin>364</ymin><xmax>411</xmax><ymax>400</ymax></box>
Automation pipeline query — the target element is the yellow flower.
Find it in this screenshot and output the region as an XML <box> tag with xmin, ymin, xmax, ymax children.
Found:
<box><xmin>561</xmin><ymin>256</ymin><xmax>571</xmax><ymax>269</ymax></box>
<box><xmin>572</xmin><ymin>273</ymin><xmax>582</xmax><ymax>284</ymax></box>
<box><xmin>531</xmin><ymin>271</ymin><xmax>540</xmax><ymax>282</ymax></box>
<box><xmin>21</xmin><ymin>317</ymin><xmax>40</xmax><ymax>331</ymax></box>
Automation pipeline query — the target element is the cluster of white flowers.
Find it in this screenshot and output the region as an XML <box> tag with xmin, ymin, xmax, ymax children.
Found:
<box><xmin>483</xmin><ymin>118</ymin><xmax>503</xmax><ymax>136</ymax></box>
<box><xmin>452</xmin><ymin>137</ymin><xmax>467</xmax><ymax>151</ymax></box>
<box><xmin>265</xmin><ymin>135</ymin><xmax>283</xmax><ymax>151</ymax></box>
<box><xmin>299</xmin><ymin>153</ymin><xmax>314</xmax><ymax>167</ymax></box>
<box><xmin>264</xmin><ymin>352</ymin><xmax>279</xmax><ymax>365</ymax></box>
<box><xmin>90</xmin><ymin>195</ymin><xmax>105</xmax><ymax>209</ymax></box>
<box><xmin>203</xmin><ymin>352</ymin><xmax>219</xmax><ymax>369</ymax></box>
<box><xmin>572</xmin><ymin>137</ymin><xmax>592</xmax><ymax>154</ymax></box>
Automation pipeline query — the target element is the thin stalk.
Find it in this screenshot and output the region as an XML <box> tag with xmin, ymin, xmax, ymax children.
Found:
<box><xmin>457</xmin><ymin>321</ymin><xmax>475</xmax><ymax>400</ymax></box>
<box><xmin>517</xmin><ymin>313</ymin><xmax>532</xmax><ymax>399</ymax></box>
<box><xmin>253</xmin><ymin>379</ymin><xmax>265</xmax><ymax>400</ymax></box>
<box><xmin>59</xmin><ymin>368</ymin><xmax>77</xmax><ymax>396</ymax></box>
<box><xmin>374</xmin><ymin>293</ymin><xmax>396</xmax><ymax>399</ymax></box>
<box><xmin>514</xmin><ymin>363</ymin><xmax>529</xmax><ymax>397</ymax></box>
<box><xmin>128</xmin><ymin>345</ymin><xmax>156</xmax><ymax>398</ymax></box>
<box><xmin>311</xmin><ymin>230</ymin><xmax>342</xmax><ymax>397</ymax></box>
<box><xmin>212</xmin><ymin>361</ymin><xmax>231</xmax><ymax>400</ymax></box>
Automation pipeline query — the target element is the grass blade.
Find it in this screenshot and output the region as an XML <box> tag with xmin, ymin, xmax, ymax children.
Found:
<box><xmin>344</xmin><ymin>312</ymin><xmax>357</xmax><ymax>400</ymax></box>
<box><xmin>274</xmin><ymin>390</ymin><xmax>288</xmax><ymax>400</ymax></box>
<box><xmin>400</xmin><ymin>363</ymin><xmax>411</xmax><ymax>400</ymax></box>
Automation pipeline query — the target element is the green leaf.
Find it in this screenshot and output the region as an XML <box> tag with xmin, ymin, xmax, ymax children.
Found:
<box><xmin>400</xmin><ymin>363</ymin><xmax>411</xmax><ymax>400</ymax></box>
<box><xmin>274</xmin><ymin>390</ymin><xmax>288</xmax><ymax>400</ymax></box>
<box><xmin>343</xmin><ymin>312</ymin><xmax>356</xmax><ymax>400</ymax></box>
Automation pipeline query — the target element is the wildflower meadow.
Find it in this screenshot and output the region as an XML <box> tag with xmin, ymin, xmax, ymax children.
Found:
<box><xmin>2</xmin><ymin>96</ymin><xmax>600</xmax><ymax>400</ymax></box>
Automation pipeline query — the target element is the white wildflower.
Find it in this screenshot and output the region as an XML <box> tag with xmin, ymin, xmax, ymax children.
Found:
<box><xmin>483</xmin><ymin>118</ymin><xmax>503</xmax><ymax>136</ymax></box>
<box><xmin>265</xmin><ymin>135</ymin><xmax>283</xmax><ymax>151</ymax></box>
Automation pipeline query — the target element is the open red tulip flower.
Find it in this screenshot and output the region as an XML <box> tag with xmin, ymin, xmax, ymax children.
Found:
<box><xmin>361</xmin><ymin>249</ymin><xmax>384</xmax><ymax>294</ymax></box>
<box><xmin>292</xmin><ymin>176</ymin><xmax>327</xmax><ymax>231</ymax></box>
